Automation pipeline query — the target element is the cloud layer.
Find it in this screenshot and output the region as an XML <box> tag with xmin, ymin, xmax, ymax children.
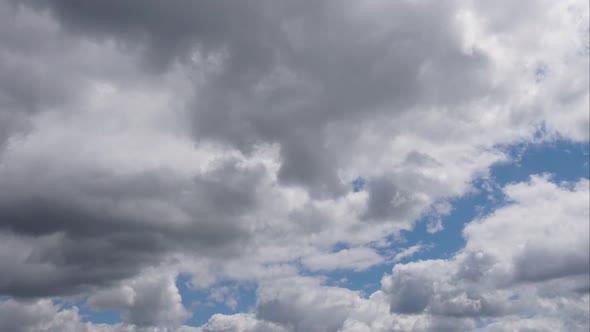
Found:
<box><xmin>0</xmin><ymin>0</ymin><xmax>588</xmax><ymax>330</ymax></box>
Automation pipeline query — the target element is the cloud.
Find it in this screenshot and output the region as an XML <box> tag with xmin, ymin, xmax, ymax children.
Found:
<box><xmin>0</xmin><ymin>0</ymin><xmax>587</xmax><ymax>328</ymax></box>
<box><xmin>199</xmin><ymin>313</ymin><xmax>288</xmax><ymax>332</ymax></box>
<box><xmin>0</xmin><ymin>298</ymin><xmax>200</xmax><ymax>332</ymax></box>
<box><xmin>476</xmin><ymin>317</ymin><xmax>571</xmax><ymax>332</ymax></box>
<box><xmin>199</xmin><ymin>275</ymin><xmax>476</xmax><ymax>332</ymax></box>
<box><xmin>393</xmin><ymin>244</ymin><xmax>426</xmax><ymax>263</ymax></box>
<box><xmin>382</xmin><ymin>175</ymin><xmax>590</xmax><ymax>328</ymax></box>
<box><xmin>301</xmin><ymin>247</ymin><xmax>384</xmax><ymax>272</ymax></box>
<box><xmin>88</xmin><ymin>269</ymin><xmax>191</xmax><ymax>327</ymax></box>
<box><xmin>196</xmin><ymin>175</ymin><xmax>589</xmax><ymax>331</ymax></box>
<box><xmin>254</xmin><ymin>276</ymin><xmax>369</xmax><ymax>331</ymax></box>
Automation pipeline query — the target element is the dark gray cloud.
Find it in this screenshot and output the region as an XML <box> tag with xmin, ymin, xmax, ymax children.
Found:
<box><xmin>364</xmin><ymin>177</ymin><xmax>425</xmax><ymax>222</ymax></box>
<box><xmin>389</xmin><ymin>276</ymin><xmax>433</xmax><ymax>314</ymax></box>
<box><xmin>513</xmin><ymin>244</ymin><xmax>590</xmax><ymax>283</ymax></box>
<box><xmin>0</xmin><ymin>159</ymin><xmax>262</xmax><ymax>297</ymax></box>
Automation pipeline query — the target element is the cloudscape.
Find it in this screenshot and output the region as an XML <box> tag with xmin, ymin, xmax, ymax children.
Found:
<box><xmin>0</xmin><ymin>1</ymin><xmax>588</xmax><ymax>331</ymax></box>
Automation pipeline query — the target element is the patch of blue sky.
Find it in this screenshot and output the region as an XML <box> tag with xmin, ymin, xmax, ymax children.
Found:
<box><xmin>177</xmin><ymin>275</ymin><xmax>257</xmax><ymax>326</ymax></box>
<box><xmin>80</xmin><ymin>306</ymin><xmax>121</xmax><ymax>324</ymax></box>
<box><xmin>352</xmin><ymin>176</ymin><xmax>366</xmax><ymax>192</ymax></box>
<box><xmin>493</xmin><ymin>139</ymin><xmax>588</xmax><ymax>184</ymax></box>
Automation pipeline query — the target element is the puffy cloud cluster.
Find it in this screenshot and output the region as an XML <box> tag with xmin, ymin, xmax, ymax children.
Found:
<box><xmin>0</xmin><ymin>0</ymin><xmax>588</xmax><ymax>330</ymax></box>
<box><xmin>0</xmin><ymin>298</ymin><xmax>198</xmax><ymax>332</ymax></box>
<box><xmin>87</xmin><ymin>270</ymin><xmax>191</xmax><ymax>327</ymax></box>
<box><xmin>384</xmin><ymin>176</ymin><xmax>589</xmax><ymax>324</ymax></box>
<box><xmin>195</xmin><ymin>176</ymin><xmax>589</xmax><ymax>332</ymax></box>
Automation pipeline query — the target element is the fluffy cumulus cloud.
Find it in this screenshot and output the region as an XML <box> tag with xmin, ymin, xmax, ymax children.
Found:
<box><xmin>87</xmin><ymin>269</ymin><xmax>191</xmax><ymax>327</ymax></box>
<box><xmin>195</xmin><ymin>175</ymin><xmax>589</xmax><ymax>332</ymax></box>
<box><xmin>382</xmin><ymin>176</ymin><xmax>589</xmax><ymax>328</ymax></box>
<box><xmin>0</xmin><ymin>0</ymin><xmax>588</xmax><ymax>331</ymax></box>
<box><xmin>0</xmin><ymin>298</ymin><xmax>199</xmax><ymax>332</ymax></box>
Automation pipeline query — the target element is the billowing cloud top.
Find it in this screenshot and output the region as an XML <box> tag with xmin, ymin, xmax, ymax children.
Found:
<box><xmin>0</xmin><ymin>0</ymin><xmax>588</xmax><ymax>331</ymax></box>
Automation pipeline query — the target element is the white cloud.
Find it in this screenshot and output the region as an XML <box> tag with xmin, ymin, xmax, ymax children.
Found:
<box><xmin>382</xmin><ymin>175</ymin><xmax>589</xmax><ymax>329</ymax></box>
<box><xmin>393</xmin><ymin>244</ymin><xmax>425</xmax><ymax>263</ymax></box>
<box><xmin>0</xmin><ymin>0</ymin><xmax>587</xmax><ymax>328</ymax></box>
<box><xmin>193</xmin><ymin>175</ymin><xmax>589</xmax><ymax>331</ymax></box>
<box><xmin>88</xmin><ymin>269</ymin><xmax>191</xmax><ymax>328</ymax></box>
<box><xmin>302</xmin><ymin>247</ymin><xmax>385</xmax><ymax>272</ymax></box>
<box><xmin>198</xmin><ymin>313</ymin><xmax>288</xmax><ymax>332</ymax></box>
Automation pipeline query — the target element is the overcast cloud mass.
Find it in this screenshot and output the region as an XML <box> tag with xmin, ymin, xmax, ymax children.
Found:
<box><xmin>0</xmin><ymin>0</ymin><xmax>588</xmax><ymax>331</ymax></box>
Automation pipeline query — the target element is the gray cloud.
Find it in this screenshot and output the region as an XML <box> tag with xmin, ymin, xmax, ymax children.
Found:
<box><xmin>0</xmin><ymin>297</ymin><xmax>200</xmax><ymax>332</ymax></box>
<box><xmin>89</xmin><ymin>271</ymin><xmax>190</xmax><ymax>327</ymax></box>
<box><xmin>0</xmin><ymin>159</ymin><xmax>262</xmax><ymax>297</ymax></box>
<box><xmin>23</xmin><ymin>0</ymin><xmax>499</xmax><ymax>197</ymax></box>
<box><xmin>364</xmin><ymin>177</ymin><xmax>426</xmax><ymax>222</ymax></box>
<box><xmin>513</xmin><ymin>244</ymin><xmax>590</xmax><ymax>283</ymax></box>
<box><xmin>0</xmin><ymin>0</ymin><xmax>587</xmax><ymax>329</ymax></box>
<box><xmin>389</xmin><ymin>275</ymin><xmax>433</xmax><ymax>314</ymax></box>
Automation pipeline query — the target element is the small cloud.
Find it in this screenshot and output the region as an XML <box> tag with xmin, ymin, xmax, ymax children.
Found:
<box><xmin>393</xmin><ymin>243</ymin><xmax>426</xmax><ymax>263</ymax></box>
<box><xmin>426</xmin><ymin>219</ymin><xmax>444</xmax><ymax>234</ymax></box>
<box><xmin>302</xmin><ymin>247</ymin><xmax>384</xmax><ymax>272</ymax></box>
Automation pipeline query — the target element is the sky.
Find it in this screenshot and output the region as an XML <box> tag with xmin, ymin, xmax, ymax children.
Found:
<box><xmin>0</xmin><ymin>1</ymin><xmax>588</xmax><ymax>331</ymax></box>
